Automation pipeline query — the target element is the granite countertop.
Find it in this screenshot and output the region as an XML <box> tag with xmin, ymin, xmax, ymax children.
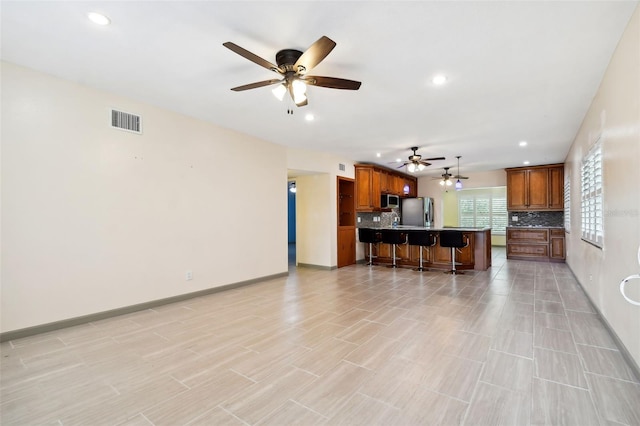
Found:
<box><xmin>507</xmin><ymin>225</ymin><xmax>565</xmax><ymax>229</ymax></box>
<box><xmin>359</xmin><ymin>226</ymin><xmax>491</xmax><ymax>232</ymax></box>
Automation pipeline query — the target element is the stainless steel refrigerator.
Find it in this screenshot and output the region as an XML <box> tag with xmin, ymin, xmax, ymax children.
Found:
<box><xmin>401</xmin><ymin>197</ymin><xmax>435</xmax><ymax>227</ymax></box>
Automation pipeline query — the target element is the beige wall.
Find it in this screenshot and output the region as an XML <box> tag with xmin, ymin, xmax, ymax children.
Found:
<box><xmin>287</xmin><ymin>147</ymin><xmax>355</xmax><ymax>268</ymax></box>
<box><xmin>564</xmin><ymin>6</ymin><xmax>640</xmax><ymax>366</ymax></box>
<box><xmin>1</xmin><ymin>62</ymin><xmax>288</xmax><ymax>333</ymax></box>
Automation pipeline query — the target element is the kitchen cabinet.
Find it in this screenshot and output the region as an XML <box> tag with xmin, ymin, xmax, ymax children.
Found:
<box><xmin>548</xmin><ymin>166</ymin><xmax>564</xmax><ymax>210</ymax></box>
<box><xmin>337</xmin><ymin>228</ymin><xmax>356</xmax><ymax>267</ymax></box>
<box><xmin>355</xmin><ymin>164</ymin><xmax>417</xmax><ymax>211</ymax></box>
<box><xmin>403</xmin><ymin>178</ymin><xmax>417</xmax><ymax>197</ymax></box>
<box><xmin>380</xmin><ymin>172</ymin><xmax>391</xmax><ymax>193</ymax></box>
<box><xmin>506</xmin><ymin>164</ymin><xmax>564</xmax><ymax>211</ymax></box>
<box><xmin>355</xmin><ymin>166</ymin><xmax>381</xmax><ymax>211</ymax></box>
<box><xmin>550</xmin><ymin>229</ymin><xmax>566</xmax><ymax>260</ymax></box>
<box><xmin>506</xmin><ymin>227</ymin><xmax>565</xmax><ymax>262</ymax></box>
<box><xmin>337</xmin><ymin>177</ymin><xmax>356</xmax><ymax>267</ymax></box>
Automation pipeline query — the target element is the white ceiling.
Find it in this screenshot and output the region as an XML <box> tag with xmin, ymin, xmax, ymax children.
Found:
<box><xmin>2</xmin><ymin>1</ymin><xmax>637</xmax><ymax>177</ymax></box>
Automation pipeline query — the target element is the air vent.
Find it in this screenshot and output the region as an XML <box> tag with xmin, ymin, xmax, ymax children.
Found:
<box><xmin>338</xmin><ymin>163</ymin><xmax>346</xmax><ymax>171</ymax></box>
<box><xmin>110</xmin><ymin>109</ymin><xmax>142</xmax><ymax>134</ymax></box>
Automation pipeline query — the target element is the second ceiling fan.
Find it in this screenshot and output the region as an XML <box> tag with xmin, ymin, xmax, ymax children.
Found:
<box><xmin>223</xmin><ymin>36</ymin><xmax>361</xmax><ymax>109</ymax></box>
<box><xmin>436</xmin><ymin>156</ymin><xmax>469</xmax><ymax>189</ymax></box>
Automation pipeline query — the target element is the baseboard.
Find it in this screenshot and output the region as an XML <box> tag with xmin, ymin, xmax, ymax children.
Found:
<box><xmin>296</xmin><ymin>263</ymin><xmax>337</xmax><ymax>270</ymax></box>
<box><xmin>566</xmin><ymin>263</ymin><xmax>640</xmax><ymax>382</ymax></box>
<box><xmin>0</xmin><ymin>271</ymin><xmax>289</xmax><ymax>343</ymax></box>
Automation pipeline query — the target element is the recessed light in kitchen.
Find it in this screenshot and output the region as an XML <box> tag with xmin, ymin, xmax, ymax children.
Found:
<box><xmin>376</xmin><ymin>153</ymin><xmax>381</xmax><ymax>158</ymax></box>
<box><xmin>88</xmin><ymin>12</ymin><xmax>110</xmax><ymax>26</ymax></box>
<box><xmin>519</xmin><ymin>141</ymin><xmax>528</xmax><ymax>147</ymax></box>
<box><xmin>396</xmin><ymin>158</ymin><xmax>402</xmax><ymax>163</ymax></box>
<box><xmin>432</xmin><ymin>74</ymin><xmax>447</xmax><ymax>85</ymax></box>
<box><xmin>305</xmin><ymin>113</ymin><xmax>314</xmax><ymax>121</ymax></box>
<box><xmin>523</xmin><ymin>160</ymin><xmax>530</xmax><ymax>165</ymax></box>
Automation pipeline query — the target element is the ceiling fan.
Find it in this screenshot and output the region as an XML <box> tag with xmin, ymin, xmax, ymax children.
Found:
<box><xmin>398</xmin><ymin>147</ymin><xmax>445</xmax><ymax>173</ymax></box>
<box><xmin>435</xmin><ymin>156</ymin><xmax>469</xmax><ymax>189</ymax></box>
<box><xmin>223</xmin><ymin>36</ymin><xmax>361</xmax><ymax>110</ymax></box>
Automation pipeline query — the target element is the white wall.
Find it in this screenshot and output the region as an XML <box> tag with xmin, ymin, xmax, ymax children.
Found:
<box><xmin>564</xmin><ymin>6</ymin><xmax>640</xmax><ymax>366</ymax></box>
<box><xmin>1</xmin><ymin>62</ymin><xmax>288</xmax><ymax>333</ymax></box>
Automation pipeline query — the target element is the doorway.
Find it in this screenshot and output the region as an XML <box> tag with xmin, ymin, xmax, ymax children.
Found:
<box><xmin>287</xmin><ymin>180</ymin><xmax>296</xmax><ymax>267</ymax></box>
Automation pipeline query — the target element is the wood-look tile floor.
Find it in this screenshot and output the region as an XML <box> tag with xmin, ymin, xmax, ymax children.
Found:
<box><xmin>2</xmin><ymin>248</ymin><xmax>640</xmax><ymax>425</ymax></box>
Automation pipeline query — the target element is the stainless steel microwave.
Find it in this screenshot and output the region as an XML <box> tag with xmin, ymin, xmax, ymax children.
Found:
<box><xmin>381</xmin><ymin>194</ymin><xmax>400</xmax><ymax>208</ymax></box>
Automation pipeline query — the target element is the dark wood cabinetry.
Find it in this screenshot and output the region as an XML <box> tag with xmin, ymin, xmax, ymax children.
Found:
<box><xmin>355</xmin><ymin>164</ymin><xmax>417</xmax><ymax>212</ymax></box>
<box><xmin>433</xmin><ymin>232</ymin><xmax>475</xmax><ymax>266</ymax></box>
<box><xmin>337</xmin><ymin>177</ymin><xmax>356</xmax><ymax>268</ymax></box>
<box><xmin>355</xmin><ymin>166</ymin><xmax>381</xmax><ymax>211</ymax></box>
<box><xmin>364</xmin><ymin>229</ymin><xmax>489</xmax><ymax>271</ymax></box>
<box><xmin>506</xmin><ymin>164</ymin><xmax>564</xmax><ymax>211</ymax></box>
<box><xmin>506</xmin><ymin>227</ymin><xmax>565</xmax><ymax>262</ymax></box>
<box><xmin>550</xmin><ymin>229</ymin><xmax>566</xmax><ymax>260</ymax></box>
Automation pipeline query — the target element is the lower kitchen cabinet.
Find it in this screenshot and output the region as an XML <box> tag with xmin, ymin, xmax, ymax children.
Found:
<box><xmin>550</xmin><ymin>229</ymin><xmax>566</xmax><ymax>260</ymax></box>
<box><xmin>506</xmin><ymin>227</ymin><xmax>565</xmax><ymax>262</ymax></box>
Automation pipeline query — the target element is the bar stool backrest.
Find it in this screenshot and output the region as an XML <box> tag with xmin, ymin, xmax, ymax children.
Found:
<box><xmin>381</xmin><ymin>229</ymin><xmax>407</xmax><ymax>245</ymax></box>
<box><xmin>407</xmin><ymin>231</ymin><xmax>437</xmax><ymax>246</ymax></box>
<box><xmin>439</xmin><ymin>230</ymin><xmax>466</xmax><ymax>248</ymax></box>
<box><xmin>359</xmin><ymin>228</ymin><xmax>382</xmax><ymax>243</ymax></box>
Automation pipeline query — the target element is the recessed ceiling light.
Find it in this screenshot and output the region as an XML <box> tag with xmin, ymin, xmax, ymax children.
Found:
<box><xmin>305</xmin><ymin>113</ymin><xmax>314</xmax><ymax>121</ymax></box>
<box><xmin>396</xmin><ymin>158</ymin><xmax>402</xmax><ymax>163</ymax></box>
<box><xmin>519</xmin><ymin>141</ymin><xmax>528</xmax><ymax>147</ymax></box>
<box><xmin>432</xmin><ymin>74</ymin><xmax>447</xmax><ymax>85</ymax></box>
<box><xmin>376</xmin><ymin>153</ymin><xmax>381</xmax><ymax>158</ymax></box>
<box><xmin>88</xmin><ymin>12</ymin><xmax>110</xmax><ymax>26</ymax></box>
<box><xmin>523</xmin><ymin>160</ymin><xmax>530</xmax><ymax>165</ymax></box>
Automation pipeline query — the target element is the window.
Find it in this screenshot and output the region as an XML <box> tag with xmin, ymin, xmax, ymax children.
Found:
<box><xmin>581</xmin><ymin>139</ymin><xmax>603</xmax><ymax>247</ymax></box>
<box><xmin>458</xmin><ymin>187</ymin><xmax>507</xmax><ymax>235</ymax></box>
<box><xmin>564</xmin><ymin>171</ymin><xmax>571</xmax><ymax>231</ymax></box>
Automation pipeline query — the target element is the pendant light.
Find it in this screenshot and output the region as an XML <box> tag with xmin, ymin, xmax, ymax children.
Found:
<box><xmin>455</xmin><ymin>156</ymin><xmax>463</xmax><ymax>191</ymax></box>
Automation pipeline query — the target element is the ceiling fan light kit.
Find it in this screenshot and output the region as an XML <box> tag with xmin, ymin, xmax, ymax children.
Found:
<box><xmin>400</xmin><ymin>147</ymin><xmax>445</xmax><ymax>173</ymax></box>
<box><xmin>223</xmin><ymin>36</ymin><xmax>361</xmax><ymax>110</ymax></box>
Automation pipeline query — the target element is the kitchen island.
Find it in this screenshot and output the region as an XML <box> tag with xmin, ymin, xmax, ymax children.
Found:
<box><xmin>359</xmin><ymin>227</ymin><xmax>492</xmax><ymax>271</ymax></box>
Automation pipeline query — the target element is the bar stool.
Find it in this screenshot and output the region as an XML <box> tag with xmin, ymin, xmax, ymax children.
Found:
<box><xmin>381</xmin><ymin>229</ymin><xmax>407</xmax><ymax>268</ymax></box>
<box><xmin>439</xmin><ymin>230</ymin><xmax>469</xmax><ymax>274</ymax></box>
<box><xmin>358</xmin><ymin>228</ymin><xmax>382</xmax><ymax>266</ymax></box>
<box><xmin>407</xmin><ymin>231</ymin><xmax>438</xmax><ymax>271</ymax></box>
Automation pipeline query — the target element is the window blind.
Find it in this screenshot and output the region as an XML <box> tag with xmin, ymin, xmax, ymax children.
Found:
<box><xmin>564</xmin><ymin>171</ymin><xmax>571</xmax><ymax>231</ymax></box>
<box><xmin>581</xmin><ymin>140</ymin><xmax>603</xmax><ymax>247</ymax></box>
<box><xmin>458</xmin><ymin>188</ymin><xmax>507</xmax><ymax>235</ymax></box>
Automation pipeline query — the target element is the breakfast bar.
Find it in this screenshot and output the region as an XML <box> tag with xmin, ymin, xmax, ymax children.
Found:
<box><xmin>359</xmin><ymin>227</ymin><xmax>492</xmax><ymax>271</ymax></box>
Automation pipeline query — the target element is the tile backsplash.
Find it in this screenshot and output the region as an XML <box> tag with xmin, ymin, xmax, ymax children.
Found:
<box><xmin>509</xmin><ymin>211</ymin><xmax>564</xmax><ymax>227</ymax></box>
<box><xmin>357</xmin><ymin>209</ymin><xmax>400</xmax><ymax>228</ymax></box>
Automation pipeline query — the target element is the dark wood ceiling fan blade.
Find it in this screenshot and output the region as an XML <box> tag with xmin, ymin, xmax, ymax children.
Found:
<box><xmin>424</xmin><ymin>157</ymin><xmax>446</xmax><ymax>161</ymax></box>
<box><xmin>294</xmin><ymin>36</ymin><xmax>336</xmax><ymax>73</ymax></box>
<box><xmin>230</xmin><ymin>79</ymin><xmax>282</xmax><ymax>91</ymax></box>
<box><xmin>418</xmin><ymin>161</ymin><xmax>432</xmax><ymax>167</ymax></box>
<box><xmin>305</xmin><ymin>76</ymin><xmax>361</xmax><ymax>90</ymax></box>
<box><xmin>223</xmin><ymin>42</ymin><xmax>281</xmax><ymax>73</ymax></box>
<box><xmin>454</xmin><ymin>176</ymin><xmax>470</xmax><ymax>179</ymax></box>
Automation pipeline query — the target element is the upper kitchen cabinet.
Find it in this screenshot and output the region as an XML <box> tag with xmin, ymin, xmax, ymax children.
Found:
<box><xmin>355</xmin><ymin>164</ymin><xmax>417</xmax><ymax>211</ymax></box>
<box><xmin>404</xmin><ymin>178</ymin><xmax>417</xmax><ymax>197</ymax></box>
<box><xmin>355</xmin><ymin>165</ymin><xmax>381</xmax><ymax>211</ymax></box>
<box><xmin>506</xmin><ymin>164</ymin><xmax>564</xmax><ymax>211</ymax></box>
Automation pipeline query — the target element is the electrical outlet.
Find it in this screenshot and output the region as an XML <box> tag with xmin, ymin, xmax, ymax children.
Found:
<box><xmin>357</xmin><ymin>216</ymin><xmax>361</xmax><ymax>223</ymax></box>
<box><xmin>186</xmin><ymin>270</ymin><xmax>193</xmax><ymax>281</ymax></box>
<box><xmin>512</xmin><ymin>216</ymin><xmax>518</xmax><ymax>222</ymax></box>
